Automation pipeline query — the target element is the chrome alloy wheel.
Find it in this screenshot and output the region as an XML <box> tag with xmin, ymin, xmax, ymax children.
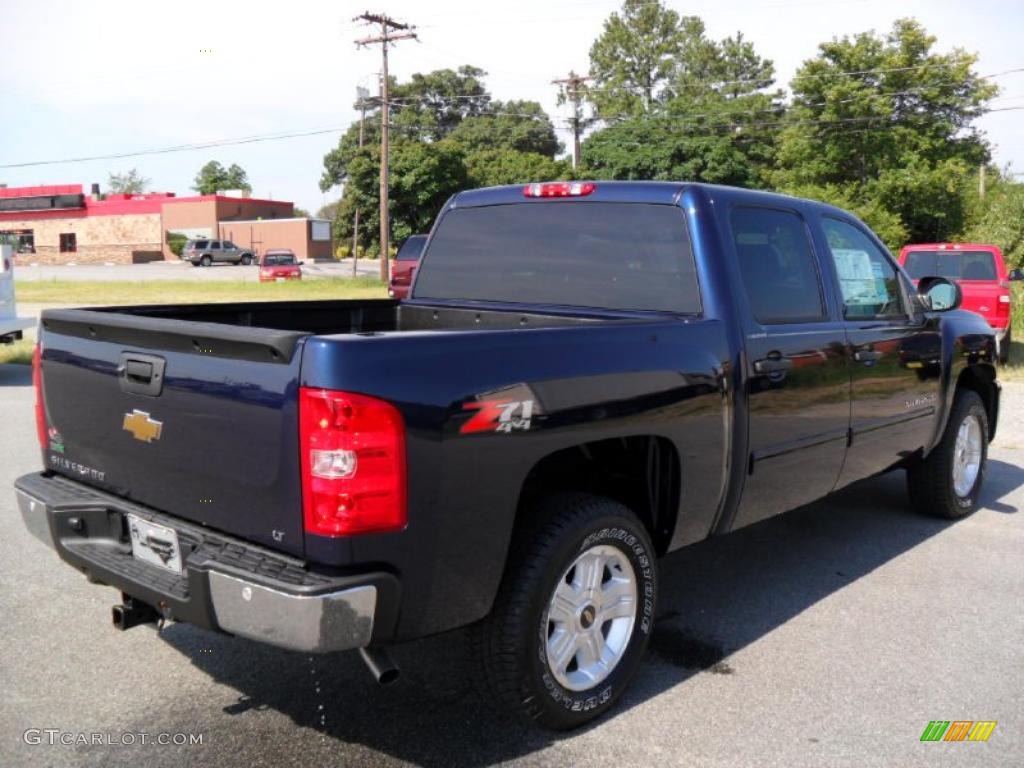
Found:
<box><xmin>544</xmin><ymin>544</ymin><xmax>638</xmax><ymax>692</ymax></box>
<box><xmin>952</xmin><ymin>412</ymin><xmax>983</xmax><ymax>497</ymax></box>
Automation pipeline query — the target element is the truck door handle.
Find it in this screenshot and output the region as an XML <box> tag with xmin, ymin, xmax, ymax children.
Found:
<box><xmin>752</xmin><ymin>354</ymin><xmax>793</xmax><ymax>374</ymax></box>
<box><xmin>853</xmin><ymin>349</ymin><xmax>883</xmax><ymax>363</ymax></box>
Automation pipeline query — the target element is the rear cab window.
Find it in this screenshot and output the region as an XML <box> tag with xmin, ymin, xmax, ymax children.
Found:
<box><xmin>413</xmin><ymin>202</ymin><xmax>700</xmax><ymax>314</ymax></box>
<box><xmin>904</xmin><ymin>250</ymin><xmax>997</xmax><ymax>281</ymax></box>
<box><xmin>396</xmin><ymin>236</ymin><xmax>426</xmax><ymax>261</ymax></box>
<box><xmin>729</xmin><ymin>206</ymin><xmax>825</xmax><ymax>324</ymax></box>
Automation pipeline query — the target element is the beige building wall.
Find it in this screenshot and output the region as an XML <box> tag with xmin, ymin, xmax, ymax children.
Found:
<box><xmin>219</xmin><ymin>219</ymin><xmax>333</xmax><ymax>261</ymax></box>
<box><xmin>6</xmin><ymin>214</ymin><xmax>163</xmax><ymax>264</ymax></box>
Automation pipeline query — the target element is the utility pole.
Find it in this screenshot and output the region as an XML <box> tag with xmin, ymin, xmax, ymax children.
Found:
<box><xmin>355</xmin><ymin>12</ymin><xmax>417</xmax><ymax>284</ymax></box>
<box><xmin>552</xmin><ymin>71</ymin><xmax>593</xmax><ymax>169</ymax></box>
<box><xmin>352</xmin><ymin>86</ymin><xmax>371</xmax><ymax>278</ymax></box>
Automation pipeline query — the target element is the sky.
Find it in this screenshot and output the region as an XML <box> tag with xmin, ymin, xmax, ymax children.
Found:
<box><xmin>1</xmin><ymin>0</ymin><xmax>1022</xmax><ymax>214</ymax></box>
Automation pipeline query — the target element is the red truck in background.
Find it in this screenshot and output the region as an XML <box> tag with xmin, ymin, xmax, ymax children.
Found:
<box><xmin>899</xmin><ymin>243</ymin><xmax>1022</xmax><ymax>364</ymax></box>
<box><xmin>388</xmin><ymin>234</ymin><xmax>428</xmax><ymax>299</ymax></box>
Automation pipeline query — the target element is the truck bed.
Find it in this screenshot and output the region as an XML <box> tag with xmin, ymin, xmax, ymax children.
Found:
<box><xmin>34</xmin><ymin>299</ymin><xmax>652</xmax><ymax>559</ymax></box>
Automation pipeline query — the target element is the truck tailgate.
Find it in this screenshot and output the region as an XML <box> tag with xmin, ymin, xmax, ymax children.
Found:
<box><xmin>37</xmin><ymin>309</ymin><xmax>308</xmax><ymax>557</ymax></box>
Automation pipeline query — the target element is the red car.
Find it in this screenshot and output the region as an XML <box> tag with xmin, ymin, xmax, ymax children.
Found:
<box><xmin>899</xmin><ymin>243</ymin><xmax>1022</xmax><ymax>363</ymax></box>
<box><xmin>259</xmin><ymin>249</ymin><xmax>303</xmax><ymax>282</ymax></box>
<box><xmin>388</xmin><ymin>234</ymin><xmax>428</xmax><ymax>299</ymax></box>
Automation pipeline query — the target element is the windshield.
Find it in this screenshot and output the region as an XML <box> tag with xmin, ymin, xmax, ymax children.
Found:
<box><xmin>413</xmin><ymin>202</ymin><xmax>700</xmax><ymax>313</ymax></box>
<box><xmin>903</xmin><ymin>250</ymin><xmax>997</xmax><ymax>281</ymax></box>
<box><xmin>263</xmin><ymin>253</ymin><xmax>296</xmax><ymax>265</ymax></box>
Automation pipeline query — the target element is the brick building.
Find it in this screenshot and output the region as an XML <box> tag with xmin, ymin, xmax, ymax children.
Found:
<box><xmin>0</xmin><ymin>184</ymin><xmax>330</xmax><ymax>264</ymax></box>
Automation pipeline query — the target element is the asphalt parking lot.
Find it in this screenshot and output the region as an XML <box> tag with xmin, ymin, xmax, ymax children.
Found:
<box><xmin>0</xmin><ymin>366</ymin><xmax>1020</xmax><ymax>767</ymax></box>
<box><xmin>13</xmin><ymin>259</ymin><xmax>377</xmax><ymax>282</ymax></box>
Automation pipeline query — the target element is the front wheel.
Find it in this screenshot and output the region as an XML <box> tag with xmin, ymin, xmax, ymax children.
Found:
<box><xmin>907</xmin><ymin>389</ymin><xmax>988</xmax><ymax>519</ymax></box>
<box><xmin>240</xmin><ymin>254</ymin><xmax>253</xmax><ymax>266</ymax></box>
<box><xmin>474</xmin><ymin>494</ymin><xmax>657</xmax><ymax>729</ymax></box>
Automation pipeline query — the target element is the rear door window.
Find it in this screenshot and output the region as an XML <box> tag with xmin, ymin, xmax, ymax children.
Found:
<box><xmin>414</xmin><ymin>203</ymin><xmax>700</xmax><ymax>313</ymax></box>
<box><xmin>729</xmin><ymin>207</ymin><xmax>825</xmax><ymax>324</ymax></box>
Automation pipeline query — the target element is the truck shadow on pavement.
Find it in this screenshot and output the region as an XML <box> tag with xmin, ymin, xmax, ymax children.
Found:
<box><xmin>152</xmin><ymin>465</ymin><xmax>1020</xmax><ymax>766</ymax></box>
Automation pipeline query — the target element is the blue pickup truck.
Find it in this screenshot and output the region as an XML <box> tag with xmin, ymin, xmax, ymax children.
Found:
<box><xmin>16</xmin><ymin>182</ymin><xmax>998</xmax><ymax>728</ymax></box>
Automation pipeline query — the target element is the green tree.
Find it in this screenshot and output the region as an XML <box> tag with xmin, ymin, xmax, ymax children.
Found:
<box><xmin>771</xmin><ymin>19</ymin><xmax>997</xmax><ymax>247</ymax></box>
<box><xmin>584</xmin><ymin>16</ymin><xmax>782</xmax><ymax>186</ymax></box>
<box><xmin>965</xmin><ymin>178</ymin><xmax>1024</xmax><ymax>267</ymax></box>
<box><xmin>448</xmin><ymin>101</ymin><xmax>561</xmax><ymax>157</ymax></box>
<box><xmin>292</xmin><ymin>206</ymin><xmax>311</xmax><ymax>218</ymax></box>
<box><xmin>316</xmin><ymin>200</ymin><xmax>341</xmax><ymax>221</ymax></box>
<box><xmin>334</xmin><ymin>140</ymin><xmax>468</xmax><ymax>252</ymax></box>
<box><xmin>464</xmin><ymin>149</ymin><xmax>572</xmax><ymax>188</ymax></box>
<box><xmin>588</xmin><ymin>0</ymin><xmax>700</xmax><ymax>116</ymax></box>
<box><xmin>192</xmin><ymin>161</ymin><xmax>252</xmax><ymax>195</ymax></box>
<box><xmin>107</xmin><ymin>168</ymin><xmax>150</xmax><ymax>194</ymax></box>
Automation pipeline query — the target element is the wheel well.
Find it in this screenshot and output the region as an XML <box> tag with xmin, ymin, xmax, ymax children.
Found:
<box><xmin>956</xmin><ymin>364</ymin><xmax>997</xmax><ymax>438</ymax></box>
<box><xmin>517</xmin><ymin>436</ymin><xmax>680</xmax><ymax>555</ymax></box>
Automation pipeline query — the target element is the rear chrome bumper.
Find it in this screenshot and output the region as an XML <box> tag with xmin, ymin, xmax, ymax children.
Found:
<box><xmin>15</xmin><ymin>472</ymin><xmax>397</xmax><ymax>653</ymax></box>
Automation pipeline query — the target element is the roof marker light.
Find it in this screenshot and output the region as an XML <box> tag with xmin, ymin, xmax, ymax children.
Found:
<box><xmin>523</xmin><ymin>182</ymin><xmax>596</xmax><ymax>198</ymax></box>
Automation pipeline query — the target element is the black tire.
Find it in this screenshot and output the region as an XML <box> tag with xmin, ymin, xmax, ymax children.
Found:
<box><xmin>907</xmin><ymin>389</ymin><xmax>988</xmax><ymax>519</ymax></box>
<box><xmin>474</xmin><ymin>493</ymin><xmax>657</xmax><ymax>730</ymax></box>
<box><xmin>190</xmin><ymin>260</ymin><xmax>200</xmax><ymax>267</ymax></box>
<box><xmin>200</xmin><ymin>255</ymin><xmax>212</xmax><ymax>267</ymax></box>
<box><xmin>998</xmin><ymin>328</ymin><xmax>1011</xmax><ymax>365</ymax></box>
<box><xmin>240</xmin><ymin>254</ymin><xmax>253</xmax><ymax>266</ymax></box>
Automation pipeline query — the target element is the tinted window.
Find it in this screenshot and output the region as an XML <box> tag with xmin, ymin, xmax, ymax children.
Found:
<box><xmin>396</xmin><ymin>235</ymin><xmax>427</xmax><ymax>261</ymax></box>
<box><xmin>223</xmin><ymin>241</ymin><xmax>236</xmax><ymax>249</ymax></box>
<box><xmin>823</xmin><ymin>218</ymin><xmax>904</xmax><ymax>319</ymax></box>
<box><xmin>414</xmin><ymin>203</ymin><xmax>700</xmax><ymax>313</ymax></box>
<box><xmin>191</xmin><ymin>240</ymin><xmax>209</xmax><ymax>249</ymax></box>
<box><xmin>904</xmin><ymin>250</ymin><xmax>997</xmax><ymax>281</ymax></box>
<box><xmin>730</xmin><ymin>207</ymin><xmax>824</xmax><ymax>324</ymax></box>
<box><xmin>209</xmin><ymin>241</ymin><xmax>221</xmax><ymax>249</ymax></box>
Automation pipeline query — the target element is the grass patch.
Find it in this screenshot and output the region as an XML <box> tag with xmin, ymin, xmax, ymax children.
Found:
<box><xmin>16</xmin><ymin>277</ymin><xmax>387</xmax><ymax>305</ymax></box>
<box><xmin>0</xmin><ymin>338</ymin><xmax>33</xmax><ymax>365</ymax></box>
<box><xmin>999</xmin><ymin>283</ymin><xmax>1024</xmax><ymax>379</ymax></box>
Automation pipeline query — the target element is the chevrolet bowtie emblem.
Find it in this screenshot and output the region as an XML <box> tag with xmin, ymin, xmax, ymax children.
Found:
<box><xmin>123</xmin><ymin>410</ymin><xmax>163</xmax><ymax>443</ymax></box>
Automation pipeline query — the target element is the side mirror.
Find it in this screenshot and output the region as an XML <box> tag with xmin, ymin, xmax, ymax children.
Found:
<box><xmin>1009</xmin><ymin>268</ymin><xmax>1024</xmax><ymax>281</ymax></box>
<box><xmin>918</xmin><ymin>276</ymin><xmax>962</xmax><ymax>312</ymax></box>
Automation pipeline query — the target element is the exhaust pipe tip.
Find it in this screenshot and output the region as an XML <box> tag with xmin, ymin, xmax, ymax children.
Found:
<box><xmin>359</xmin><ymin>646</ymin><xmax>400</xmax><ymax>685</ymax></box>
<box><xmin>111</xmin><ymin>604</ymin><xmax>127</xmax><ymax>630</ymax></box>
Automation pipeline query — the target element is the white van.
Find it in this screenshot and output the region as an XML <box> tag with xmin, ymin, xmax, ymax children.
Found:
<box><xmin>1</xmin><ymin>244</ymin><xmax>33</xmax><ymax>343</ymax></box>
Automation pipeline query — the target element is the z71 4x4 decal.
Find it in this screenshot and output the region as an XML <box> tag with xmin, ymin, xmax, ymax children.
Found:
<box><xmin>460</xmin><ymin>399</ymin><xmax>535</xmax><ymax>434</ymax></box>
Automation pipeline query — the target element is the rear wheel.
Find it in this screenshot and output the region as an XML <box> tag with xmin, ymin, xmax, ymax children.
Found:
<box><xmin>200</xmin><ymin>255</ymin><xmax>212</xmax><ymax>267</ymax></box>
<box><xmin>474</xmin><ymin>493</ymin><xmax>657</xmax><ymax>729</ymax></box>
<box><xmin>907</xmin><ymin>389</ymin><xmax>987</xmax><ymax>519</ymax></box>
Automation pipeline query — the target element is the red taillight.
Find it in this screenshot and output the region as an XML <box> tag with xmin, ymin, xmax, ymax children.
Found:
<box><xmin>32</xmin><ymin>344</ymin><xmax>47</xmax><ymax>450</ymax></box>
<box><xmin>523</xmin><ymin>181</ymin><xmax>595</xmax><ymax>198</ymax></box>
<box><xmin>299</xmin><ymin>387</ymin><xmax>406</xmax><ymax>537</ymax></box>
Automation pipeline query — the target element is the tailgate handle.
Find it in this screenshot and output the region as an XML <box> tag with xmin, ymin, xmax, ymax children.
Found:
<box><xmin>119</xmin><ymin>353</ymin><xmax>166</xmax><ymax>396</ymax></box>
